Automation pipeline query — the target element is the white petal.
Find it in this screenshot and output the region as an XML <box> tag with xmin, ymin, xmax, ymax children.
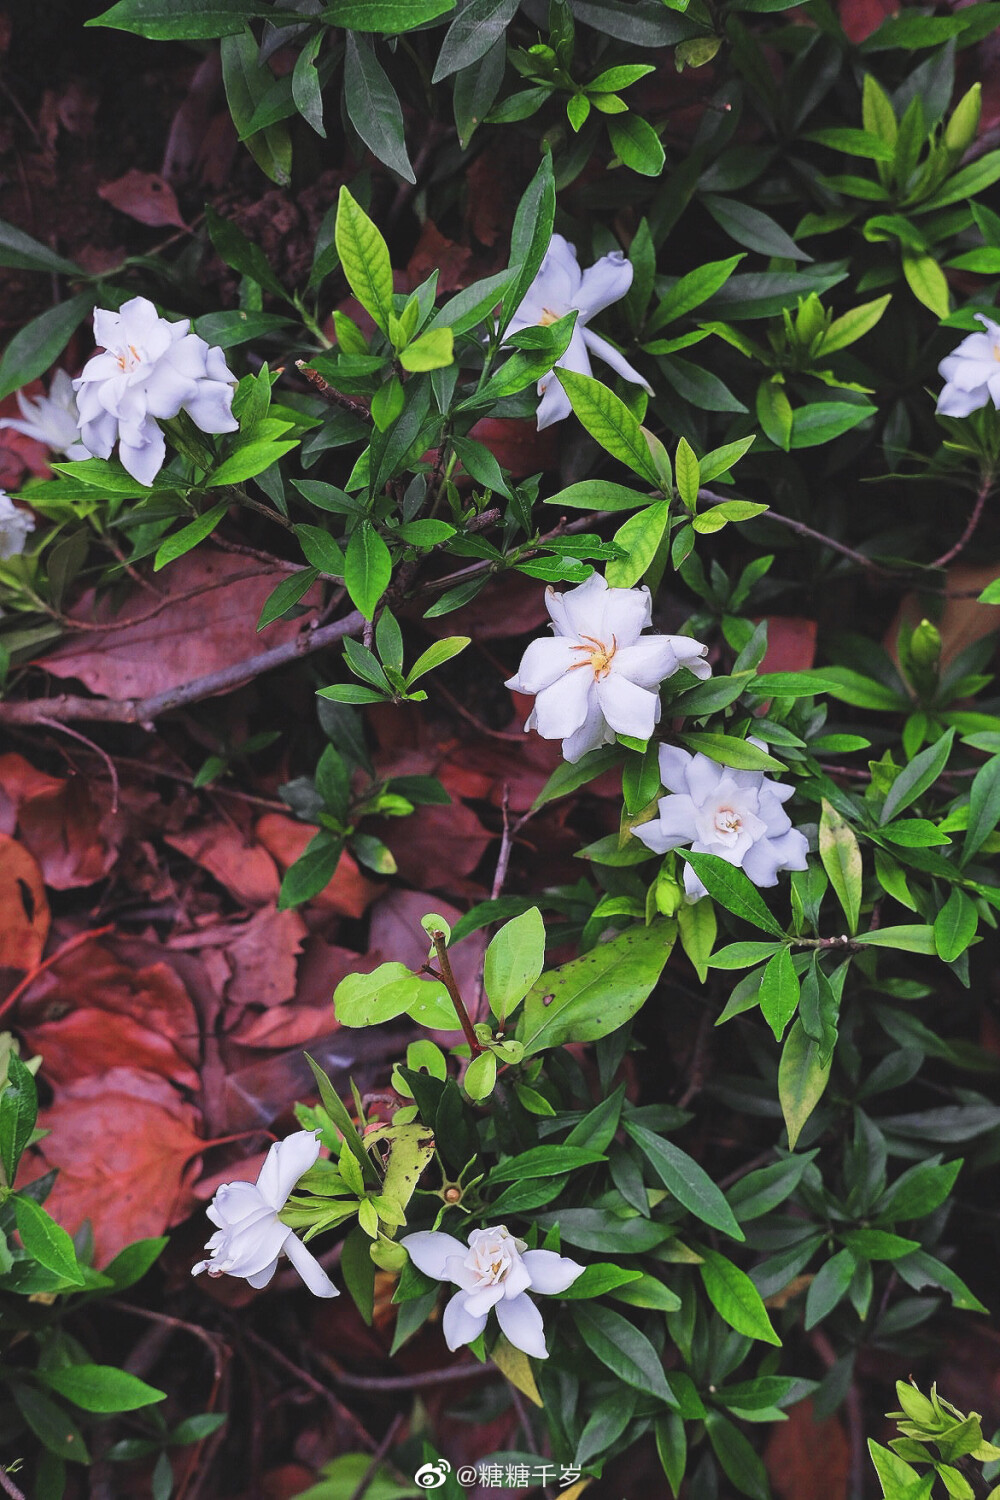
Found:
<box><xmin>658</xmin><ymin>744</ymin><xmax>695</xmax><ymax>795</ymax></box>
<box><xmin>142</xmin><ymin>363</ymin><xmax>199</xmax><ymax>420</ymax></box>
<box><xmin>575</xmin><ymin>250</ymin><xmax>633</xmax><ymax>322</ymax></box>
<box><xmin>612</xmin><ymin>638</ymin><xmax>679</xmax><ymax>690</ymax></box>
<box><xmin>442</xmin><ymin>1290</ymin><xmax>489</xmax><ymax>1350</ymax></box>
<box><xmin>769</xmin><ymin>827</ymin><xmax>809</xmax><ymax>873</ymax></box>
<box><xmin>256</xmin><ymin>1130</ymin><xmax>321</xmax><ymax>1209</ymax></box>
<box><xmin>117</xmin><ymin>422</ymin><xmax>166</xmax><ymax>487</ymax></box>
<box><xmin>501</xmin><ymin>1256</ymin><xmax>532</xmax><ymax>1300</ymax></box>
<box><xmin>655</xmin><ymin>794</ymin><xmax>699</xmax><ymax>843</ymax></box>
<box><xmin>494</xmin><ymin>1291</ymin><xmax>548</xmax><ymax>1359</ymax></box>
<box><xmin>532</xmin><ymin>668</ymin><xmax>596</xmax><ymax>740</ymax></box>
<box><xmin>546</xmin><ymin>571</ymin><xmax>608</xmax><ymax>638</ymax></box>
<box><xmin>536</xmin><ymin>379</ymin><xmax>573</xmax><ymax>429</ymax></box>
<box><xmin>540</xmin><ymin>234</ymin><xmax>583</xmax><ymax>307</ymax></box>
<box><xmin>596</xmin><ymin>671</ymin><xmax>659</xmax><ymax>739</ymax></box>
<box><xmin>283</xmin><ymin>1231</ymin><xmax>340</xmax><ymax>1297</ymax></box>
<box><xmin>401</xmin><ymin>1230</ymin><xmax>469</xmax><ymax>1282</ymax></box>
<box><xmin>561</xmin><ymin>695</ymin><xmax>614</xmax><ymax>763</ymax></box>
<box><xmin>686</xmin><ymin>753</ymin><xmax>725</xmax><ymax>805</ymax></box>
<box><xmin>245</xmin><ymin>1257</ymin><xmax>281</xmax><ymax>1289</ymax></box>
<box><xmin>633</xmin><ymin>818</ymin><xmax>670</xmax><ymax>854</ymax></box>
<box><xmin>600</xmin><ymin>584</ymin><xmax>652</xmax><ymax>647</ymax></box>
<box><xmin>521</xmin><ymin>1248</ymin><xmax>585</xmax><ymax>1295</ymax></box>
<box><xmin>740</xmin><ymin>837</ymin><xmax>785</xmax><ymax>888</ymax></box>
<box><xmin>185</xmin><ymin>380</ymin><xmax>238</xmax><ymax>434</ymax></box>
<box><xmin>937</xmin><ymin>382</ymin><xmax>987</xmax><ymax>418</ymax></box>
<box><xmin>92</xmin><ymin>306</ymin><xmax>122</xmax><ymax>350</ymax></box>
<box><xmin>682</xmin><ymin>864</ymin><xmax>709</xmax><ymax>899</ymax></box>
<box><xmin>463</xmin><ymin>1283</ymin><xmax>506</xmax><ymax>1317</ymax></box>
<box><xmin>581</xmin><ymin>327</ymin><xmax>652</xmax><ymax>393</ymax></box>
<box><xmin>505</xmin><ymin>637</ymin><xmax>585</xmax><ymax>695</ymax></box>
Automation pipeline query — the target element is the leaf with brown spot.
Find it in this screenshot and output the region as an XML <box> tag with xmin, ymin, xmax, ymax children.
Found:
<box><xmin>97</xmin><ymin>170</ymin><xmax>188</xmax><ymax>230</ymax></box>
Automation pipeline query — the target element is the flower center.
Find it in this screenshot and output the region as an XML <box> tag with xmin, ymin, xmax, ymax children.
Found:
<box><xmin>714</xmin><ymin>805</ymin><xmax>743</xmax><ymax>835</ymax></box>
<box><xmin>115</xmin><ymin>343</ymin><xmax>142</xmax><ymax>372</ymax></box>
<box><xmin>993</xmin><ymin>344</ymin><xmax>1000</xmax><ymax>362</ymax></box>
<box><xmin>569</xmin><ymin>633</ymin><xmax>618</xmax><ymax>680</ymax></box>
<box><xmin>538</xmin><ymin>307</ymin><xmax>560</xmax><ymax>326</ymax></box>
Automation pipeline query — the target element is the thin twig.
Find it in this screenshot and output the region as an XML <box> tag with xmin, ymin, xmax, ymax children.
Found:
<box><xmin>317</xmin><ymin>1352</ymin><xmax>499</xmax><ymax>1392</ymax></box>
<box><xmin>296</xmin><ymin>362</ymin><xmax>373</xmax><ymax>423</ymax></box>
<box><xmin>238</xmin><ymin>1325</ymin><xmax>379</xmax><ymax>1453</ymax></box>
<box><xmin>34</xmin><ymin>715</ymin><xmax>120</xmax><ymax>812</ymax></box>
<box><xmin>699</xmin><ymin>488</ymin><xmax>896</xmax><ymax>578</ymax></box>
<box><xmin>0</xmin><ymin>925</ymin><xmax>116</xmax><ymax>1023</ymax></box>
<box><xmin>348</xmin><ymin>1413</ymin><xmax>406</xmax><ymax>1500</ymax></box>
<box><xmin>930</xmin><ymin>473</ymin><xmax>994</xmax><ymax>569</ymax></box>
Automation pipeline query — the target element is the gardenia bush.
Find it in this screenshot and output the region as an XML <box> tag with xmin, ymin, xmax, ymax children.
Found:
<box><xmin>2</xmin><ymin>2</ymin><xmax>1000</xmax><ymax>1499</ymax></box>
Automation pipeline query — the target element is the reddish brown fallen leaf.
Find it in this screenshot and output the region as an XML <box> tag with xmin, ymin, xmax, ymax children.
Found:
<box><xmin>758</xmin><ymin>616</ymin><xmax>817</xmax><ymax>675</ymax></box>
<box><xmin>16</xmin><ymin>935</ymin><xmax>200</xmax><ymax>1089</ymax></box>
<box><xmin>15</xmin><ymin>771</ymin><xmax>120</xmax><ymax>889</ymax></box>
<box><xmin>42</xmin><ymin>548</ymin><xmax>321</xmax><ymax>701</ymax></box>
<box><xmin>765</xmin><ymin>1398</ymin><xmax>849</xmax><ymax>1500</ymax></box>
<box><xmin>98</xmin><ymin>169</ymin><xmax>188</xmax><ymax>230</ymax></box>
<box><xmin>838</xmin><ymin>0</ymin><xmax>897</xmax><ymax>43</ymax></box>
<box><xmin>891</xmin><ymin>563</ymin><xmax>1000</xmax><ymax>671</ymax></box>
<box><xmin>468</xmin><ymin>416</ymin><xmax>559</xmax><ymax>479</ymax></box>
<box><xmin>406</xmin><ymin>219</ymin><xmax>472</xmax><ymax>294</ymax></box>
<box><xmin>224</xmin><ymin>905</ymin><xmax>307</xmax><ymax>1010</ymax></box>
<box><xmin>22</xmin><ymin>1066</ymin><xmax>203</xmax><ymax>1264</ymax></box>
<box><xmin>254</xmin><ymin>814</ymin><xmax>380</xmax><ymax>917</ymax></box>
<box><xmin>231</xmin><ymin>1004</ymin><xmax>336</xmax><ymax>1050</ymax></box>
<box><xmin>0</xmin><ymin>834</ymin><xmax>50</xmax><ymax>971</ymax></box>
<box><xmin>165</xmin><ymin>820</ymin><xmax>281</xmax><ymax>908</ymax></box>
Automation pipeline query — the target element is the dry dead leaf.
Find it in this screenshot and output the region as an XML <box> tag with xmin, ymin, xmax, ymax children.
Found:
<box><xmin>42</xmin><ymin>548</ymin><xmax>321</xmax><ymax>701</ymax></box>
<box><xmin>765</xmin><ymin>1397</ymin><xmax>849</xmax><ymax>1500</ymax></box>
<box><xmin>98</xmin><ymin>169</ymin><xmax>188</xmax><ymax>230</ymax></box>
<box><xmin>0</xmin><ymin>834</ymin><xmax>50</xmax><ymax>970</ymax></box>
<box><xmin>165</xmin><ymin>820</ymin><xmax>281</xmax><ymax>907</ymax></box>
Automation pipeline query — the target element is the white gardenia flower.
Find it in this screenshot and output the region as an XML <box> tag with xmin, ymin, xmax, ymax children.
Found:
<box><xmin>634</xmin><ymin>742</ymin><xmax>809</xmax><ymax>899</ymax></box>
<box><xmin>401</xmin><ymin>1224</ymin><xmax>583</xmax><ymax>1359</ymax></box>
<box><xmin>0</xmin><ymin>490</ymin><xmax>36</xmax><ymax>561</ymax></box>
<box><xmin>192</xmin><ymin>1130</ymin><xmax>339</xmax><ymax>1298</ymax></box>
<box><xmin>74</xmin><ymin>296</ymin><xmax>238</xmax><ymax>487</ymax></box>
<box><xmin>505</xmin><ymin>572</ymin><xmax>711</xmax><ymax>763</ymax></box>
<box><xmin>507</xmin><ymin>233</ymin><xmax>652</xmax><ymax>429</ymax></box>
<box><xmin>0</xmin><ymin>369</ymin><xmax>89</xmax><ymax>459</ymax></box>
<box><xmin>937</xmin><ymin>314</ymin><xmax>1000</xmax><ymax>418</ymax></box>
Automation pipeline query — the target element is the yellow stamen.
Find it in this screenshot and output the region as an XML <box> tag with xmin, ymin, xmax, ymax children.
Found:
<box><xmin>538</xmin><ymin>308</ymin><xmax>560</xmax><ymax>326</ymax></box>
<box><xmin>568</xmin><ymin>633</ymin><xmax>618</xmax><ymax>680</ymax></box>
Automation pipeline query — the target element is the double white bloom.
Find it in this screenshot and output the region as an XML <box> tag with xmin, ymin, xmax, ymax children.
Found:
<box><xmin>192</xmin><ymin>1130</ymin><xmax>338</xmax><ymax>1298</ymax></box>
<box><xmin>0</xmin><ymin>490</ymin><xmax>36</xmax><ymax>561</ymax></box>
<box><xmin>0</xmin><ymin>369</ymin><xmax>88</xmax><ymax>460</ymax></box>
<box><xmin>634</xmin><ymin>743</ymin><xmax>809</xmax><ymax>898</ymax></box>
<box><xmin>401</xmin><ymin>1224</ymin><xmax>583</xmax><ymax>1359</ymax></box>
<box><xmin>937</xmin><ymin>314</ymin><xmax>1000</xmax><ymax>418</ymax></box>
<box><xmin>74</xmin><ymin>296</ymin><xmax>238</xmax><ymax>487</ymax></box>
<box><xmin>507</xmin><ymin>234</ymin><xmax>651</xmax><ymax>429</ymax></box>
<box><xmin>506</xmin><ymin>573</ymin><xmax>710</xmax><ymax>763</ymax></box>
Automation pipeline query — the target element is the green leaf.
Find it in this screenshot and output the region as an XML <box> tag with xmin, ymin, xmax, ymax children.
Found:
<box><xmin>488</xmin><ymin>1145</ymin><xmax>608</xmax><ymax>1183</ymax></box>
<box><xmin>344</xmin><ymin>33</ymin><xmax>415</xmax><ymax>183</ymax></box>
<box><xmin>321</xmin><ymin>0</ymin><xmax>454</xmax><ymax>28</ymax></box>
<box><xmin>335</xmin><ymin>186</ymin><xmax>394</xmax><ymax>333</ymax></box>
<box><xmin>0</xmin><ymin>220</ymin><xmax>82</xmax><ymax>276</ymax></box>
<box><xmin>88</xmin><ymin>0</ymin><xmax>266</xmax><ymax>37</ymax></box>
<box><xmin>220</xmin><ymin>30</ymin><xmax>291</xmax><ymax>182</ymax></box>
<box><xmin>624</xmin><ymin>1121</ymin><xmax>745</xmax><ymax>1241</ymax></box>
<box><xmin>934</xmin><ymin>887</ymin><xmax>978</xmax><ymax>962</ymax></box>
<box><xmin>699</xmin><ymin>1249</ymin><xmax>780</xmax><ymax>1344</ymax></box>
<box><xmin>277</xmin><ymin>832</ymin><xmax>343</xmax><ymax>908</ymax></box>
<box><xmin>608</xmin><ymin>113</ymin><xmax>666</xmax><ymax>176</ymax></box>
<box><xmin>963</xmin><ymin>754</ymin><xmax>1000</xmax><ymax>863</ymax></box>
<box><xmin>758</xmin><ymin>946</ymin><xmax>800</xmax><ymax>1042</ymax></box>
<box><xmin>205</xmin><ymin>441</ymin><xmax>298</xmax><ymax>486</ymax></box>
<box><xmin>484</xmin><ymin>907</ymin><xmax>546</xmax><ymax>1019</ymax></box>
<box><xmin>101</xmin><ymin>1237</ymin><xmax>168</xmax><ymax>1292</ymax></box>
<box><xmin>605</xmin><ymin>502</ymin><xmax>670</xmax><ymax>587</ymax></box>
<box><xmin>880</xmin><ymin>730</ymin><xmax>955</xmax><ymax>824</ymax></box>
<box><xmin>453</xmin><ymin>35</ymin><xmax>506</xmax><ymax>148</ymax></box>
<box><xmin>38</xmin><ymin>1366</ymin><xmax>165</xmax><ymax>1414</ymax></box>
<box><xmin>677</xmin><ymin>733</ymin><xmax>783</xmax><ymax>771</ymax></box>
<box><xmin>295</xmin><ymin>524</ymin><xmax>346</xmax><ymax>576</ymax></box>
<box><xmin>405</xmin><ymin>635</ymin><xmax>470</xmax><ymax>686</ymax></box>
<box><xmin>756</xmin><ymin>380</ymin><xmax>793</xmax><ymax>451</ymax></box>
<box><xmin>432</xmin><ymin>0</ymin><xmax>519</xmax><ymax>81</ymax></box>
<box><xmin>153</xmin><ymin>501</ymin><xmax>229</xmax><ymax>571</ymax></box>
<box><xmin>13</xmin><ymin>1196</ymin><xmax>85</xmax><ymax>1285</ymax></box>
<box><xmin>680</xmin><ymin>852</ymin><xmax>785</xmax><ymax>936</ymax></box>
<box><xmin>345</xmin><ymin>521</ymin><xmax>392</xmax><ymax>621</ymax></box>
<box><xmin>789</xmin><ymin>400</ymin><xmax>876</xmax><ymax>447</ymax></box>
<box><xmin>819</xmin><ymin>798</ymin><xmax>862</xmax><ymax>935</ymax></box>
<box><xmin>674</xmin><ymin>438</ymin><xmax>700</xmax><ymax>509</ymax></box>
<box><xmin>572</xmin><ymin>1303</ymin><xmax>677</xmax><ymax>1405</ymax></box>
<box><xmin>501</xmin><ymin>151</ymin><xmax>556</xmax><ymax>327</ymax></box>
<box><xmin>555</xmin><ymin>369</ymin><xmax>660</xmax><ymax>485</ymax></box>
<box><xmin>821</xmin><ymin>294</ymin><xmax>892</xmax><ymax>353</ymax></box>
<box><xmin>0</xmin><ymin>1054</ymin><xmax>38</xmax><ymax>1184</ymax></box>
<box><xmin>205</xmin><ymin>205</ymin><xmax>286</xmax><ymax>300</ymax></box>
<box><xmin>463</xmin><ymin>1049</ymin><xmax>497</xmax><ymax>1101</ymax></box>
<box><xmin>805</xmin><ymin>1248</ymin><xmax>856</xmax><ymax>1328</ymax></box>
<box><xmin>518</xmin><ymin>919</ymin><xmax>675</xmax><ymax>1056</ymax></box>
<box><xmin>704</xmin><ymin>1411</ymin><xmax>771</xmax><ymax>1500</ymax></box>
<box><xmin>778</xmin><ymin>1018</ymin><xmax>832</xmax><ymax>1149</ymax></box>
<box><xmin>399</xmin><ymin>327</ymin><xmax>454</xmax><ymax>372</ymax></box>
<box><xmin>854</xmin><ymin>925</ymin><xmax>937</xmax><ymax>955</ymax></box>
<box><xmin>11</xmin><ymin>1383</ymin><xmax>90</xmax><ymax>1464</ymax></box>
<box><xmin>257</xmin><ymin>568</ymin><xmax>318</xmax><ymax>630</ymax></box>
<box><xmin>902</xmin><ymin>251</ymin><xmax>950</xmax><ymax>317</ymax></box>
<box><xmin>0</xmin><ymin>294</ymin><xmax>94</xmax><ymax>405</ymax></box>
<box><xmin>703</xmin><ymin>193</ymin><xmax>811</xmax><ymax>262</ymax></box>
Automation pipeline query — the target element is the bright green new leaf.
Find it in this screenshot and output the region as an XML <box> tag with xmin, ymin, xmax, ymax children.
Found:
<box><xmin>699</xmin><ymin>1249</ymin><xmax>781</xmax><ymax>1344</ymax></box>
<box><xmin>778</xmin><ymin>1018</ymin><xmax>832</xmax><ymax>1149</ymax></box>
<box><xmin>819</xmin><ymin>798</ymin><xmax>862</xmax><ymax>935</ymax></box>
<box><xmin>335</xmin><ymin>186</ymin><xmax>395</xmax><ymax>333</ymax></box>
<box><xmin>484</xmin><ymin>906</ymin><xmax>546</xmax><ymax>1019</ymax></box>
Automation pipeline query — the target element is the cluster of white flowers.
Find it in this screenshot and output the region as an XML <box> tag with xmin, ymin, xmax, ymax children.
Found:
<box><xmin>74</xmin><ymin>296</ymin><xmax>238</xmax><ymax>486</ymax></box>
<box><xmin>507</xmin><ymin>234</ymin><xmax>651</xmax><ymax>430</ymax></box>
<box><xmin>634</xmin><ymin>742</ymin><xmax>809</xmax><ymax>898</ymax></box>
<box><xmin>937</xmin><ymin>315</ymin><xmax>1000</xmax><ymax>418</ymax></box>
<box><xmin>0</xmin><ymin>490</ymin><xmax>36</xmax><ymax>561</ymax></box>
<box><xmin>192</xmin><ymin>1131</ymin><xmax>338</xmax><ymax>1298</ymax></box>
<box><xmin>505</xmin><ymin>572</ymin><xmax>709</xmax><ymax>763</ymax></box>
<box><xmin>0</xmin><ymin>369</ymin><xmax>88</xmax><ymax>460</ymax></box>
<box><xmin>401</xmin><ymin>1224</ymin><xmax>583</xmax><ymax>1358</ymax></box>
